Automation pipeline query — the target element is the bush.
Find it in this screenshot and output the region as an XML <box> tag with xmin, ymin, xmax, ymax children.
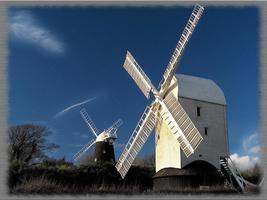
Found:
<box><xmin>9</xmin><ymin>161</ymin><xmax>155</xmax><ymax>194</ymax></box>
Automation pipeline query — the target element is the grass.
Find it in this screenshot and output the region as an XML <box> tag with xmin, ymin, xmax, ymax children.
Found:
<box><xmin>10</xmin><ymin>176</ymin><xmax>150</xmax><ymax>195</ymax></box>
<box><xmin>10</xmin><ymin>176</ymin><xmax>243</xmax><ymax>195</ymax></box>
<box><xmin>11</xmin><ymin>176</ymin><xmax>71</xmax><ymax>194</ymax></box>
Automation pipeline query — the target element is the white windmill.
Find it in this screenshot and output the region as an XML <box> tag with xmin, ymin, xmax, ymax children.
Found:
<box><xmin>74</xmin><ymin>108</ymin><xmax>123</xmax><ymax>163</ymax></box>
<box><xmin>115</xmin><ymin>5</ymin><xmax>204</xmax><ymax>179</ymax></box>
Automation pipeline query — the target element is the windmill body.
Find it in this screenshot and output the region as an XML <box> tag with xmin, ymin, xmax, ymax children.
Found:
<box><xmin>155</xmin><ymin>74</ymin><xmax>229</xmax><ymax>172</ymax></box>
<box><xmin>94</xmin><ymin>137</ymin><xmax>116</xmax><ymax>164</ymax></box>
<box><xmin>94</xmin><ymin>130</ymin><xmax>117</xmax><ymax>163</ymax></box>
<box><xmin>175</xmin><ymin>74</ymin><xmax>228</xmax><ymax>169</ymax></box>
<box><xmin>152</xmin><ymin>74</ymin><xmax>230</xmax><ymax>190</ymax></box>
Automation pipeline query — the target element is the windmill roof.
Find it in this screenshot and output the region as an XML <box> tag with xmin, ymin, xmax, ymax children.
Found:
<box><xmin>176</xmin><ymin>74</ymin><xmax>226</xmax><ymax>105</ymax></box>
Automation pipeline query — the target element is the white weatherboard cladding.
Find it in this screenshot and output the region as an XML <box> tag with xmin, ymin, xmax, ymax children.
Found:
<box><xmin>155</xmin><ymin>119</ymin><xmax>181</xmax><ymax>172</ymax></box>
<box><xmin>176</xmin><ymin>74</ymin><xmax>226</xmax><ymax>105</ymax></box>
<box><xmin>179</xmin><ymin>97</ymin><xmax>229</xmax><ymax>168</ymax></box>
<box><xmin>155</xmin><ymin>78</ymin><xmax>181</xmax><ymax>172</ymax></box>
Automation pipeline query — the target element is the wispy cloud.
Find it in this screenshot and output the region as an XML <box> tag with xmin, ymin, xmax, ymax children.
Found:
<box><xmin>53</xmin><ymin>97</ymin><xmax>97</xmax><ymax>119</ymax></box>
<box><xmin>249</xmin><ymin>146</ymin><xmax>261</xmax><ymax>154</ymax></box>
<box><xmin>242</xmin><ymin>132</ymin><xmax>261</xmax><ymax>156</ymax></box>
<box><xmin>9</xmin><ymin>10</ymin><xmax>65</xmax><ymax>54</ymax></box>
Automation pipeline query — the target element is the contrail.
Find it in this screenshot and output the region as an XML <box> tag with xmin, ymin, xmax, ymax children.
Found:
<box><xmin>53</xmin><ymin>97</ymin><xmax>96</xmax><ymax>119</ymax></box>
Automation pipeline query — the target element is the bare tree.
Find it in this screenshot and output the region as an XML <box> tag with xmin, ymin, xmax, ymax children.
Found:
<box><xmin>8</xmin><ymin>124</ymin><xmax>59</xmax><ymax>165</ymax></box>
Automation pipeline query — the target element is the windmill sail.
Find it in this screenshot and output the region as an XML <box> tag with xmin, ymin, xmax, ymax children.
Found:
<box><xmin>73</xmin><ymin>139</ymin><xmax>96</xmax><ymax>161</ymax></box>
<box><xmin>123</xmin><ymin>51</ymin><xmax>156</xmax><ymax>99</ymax></box>
<box><xmin>80</xmin><ymin>108</ymin><xmax>99</xmax><ymax>137</ymax></box>
<box><xmin>106</xmin><ymin>119</ymin><xmax>123</xmax><ymax>138</ymax></box>
<box><xmin>159</xmin><ymin>93</ymin><xmax>203</xmax><ymax>157</ymax></box>
<box><xmin>115</xmin><ymin>105</ymin><xmax>156</xmax><ymax>178</ymax></box>
<box><xmin>159</xmin><ymin>4</ymin><xmax>204</xmax><ymax>93</ymax></box>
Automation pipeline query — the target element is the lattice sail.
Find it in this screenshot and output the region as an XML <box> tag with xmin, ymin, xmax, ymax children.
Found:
<box><xmin>106</xmin><ymin>119</ymin><xmax>123</xmax><ymax>138</ymax></box>
<box><xmin>115</xmin><ymin>105</ymin><xmax>156</xmax><ymax>178</ymax></box>
<box><xmin>123</xmin><ymin>51</ymin><xmax>156</xmax><ymax>99</ymax></box>
<box><xmin>159</xmin><ymin>93</ymin><xmax>203</xmax><ymax>157</ymax></box>
<box><xmin>80</xmin><ymin>108</ymin><xmax>99</xmax><ymax>137</ymax></box>
<box><xmin>159</xmin><ymin>4</ymin><xmax>204</xmax><ymax>93</ymax></box>
<box><xmin>73</xmin><ymin>139</ymin><xmax>96</xmax><ymax>161</ymax></box>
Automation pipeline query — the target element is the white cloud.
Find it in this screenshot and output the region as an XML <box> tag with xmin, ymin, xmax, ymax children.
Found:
<box><xmin>9</xmin><ymin>10</ymin><xmax>65</xmax><ymax>54</ymax></box>
<box><xmin>230</xmin><ymin>153</ymin><xmax>255</xmax><ymax>171</ymax></box>
<box><xmin>230</xmin><ymin>132</ymin><xmax>262</xmax><ymax>171</ymax></box>
<box><xmin>53</xmin><ymin>97</ymin><xmax>97</xmax><ymax>119</ymax></box>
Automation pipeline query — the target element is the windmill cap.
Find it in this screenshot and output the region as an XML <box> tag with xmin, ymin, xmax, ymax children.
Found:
<box><xmin>176</xmin><ymin>74</ymin><xmax>226</xmax><ymax>105</ymax></box>
<box><xmin>96</xmin><ymin>131</ymin><xmax>117</xmax><ymax>142</ymax></box>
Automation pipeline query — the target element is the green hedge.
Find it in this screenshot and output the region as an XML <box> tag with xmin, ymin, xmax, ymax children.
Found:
<box><xmin>9</xmin><ymin>162</ymin><xmax>155</xmax><ymax>194</ymax></box>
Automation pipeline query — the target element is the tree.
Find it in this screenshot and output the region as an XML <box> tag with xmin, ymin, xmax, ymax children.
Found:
<box><xmin>8</xmin><ymin>124</ymin><xmax>59</xmax><ymax>165</ymax></box>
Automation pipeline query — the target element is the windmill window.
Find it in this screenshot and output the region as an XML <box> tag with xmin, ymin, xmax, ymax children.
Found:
<box><xmin>204</xmin><ymin>127</ymin><xmax>208</xmax><ymax>135</ymax></box>
<box><xmin>197</xmin><ymin>107</ymin><xmax>201</xmax><ymax>116</ymax></box>
<box><xmin>199</xmin><ymin>154</ymin><xmax>202</xmax><ymax>157</ymax></box>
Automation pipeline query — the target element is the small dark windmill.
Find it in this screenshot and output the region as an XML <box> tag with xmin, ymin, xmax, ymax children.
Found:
<box><xmin>73</xmin><ymin>108</ymin><xmax>123</xmax><ymax>164</ymax></box>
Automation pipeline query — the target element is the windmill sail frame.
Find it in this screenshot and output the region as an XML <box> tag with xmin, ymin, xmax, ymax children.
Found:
<box><xmin>115</xmin><ymin>105</ymin><xmax>156</xmax><ymax>178</ymax></box>
<box><xmin>80</xmin><ymin>108</ymin><xmax>99</xmax><ymax>137</ymax></box>
<box><xmin>123</xmin><ymin>51</ymin><xmax>157</xmax><ymax>99</ymax></box>
<box><xmin>159</xmin><ymin>5</ymin><xmax>204</xmax><ymax>95</ymax></box>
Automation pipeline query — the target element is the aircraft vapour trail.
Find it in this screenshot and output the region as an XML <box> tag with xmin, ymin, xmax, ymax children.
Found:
<box><xmin>53</xmin><ymin>97</ymin><xmax>97</xmax><ymax>119</ymax></box>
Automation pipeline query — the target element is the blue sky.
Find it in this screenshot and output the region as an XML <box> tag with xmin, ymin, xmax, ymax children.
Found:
<box><xmin>8</xmin><ymin>6</ymin><xmax>260</xmax><ymax>169</ymax></box>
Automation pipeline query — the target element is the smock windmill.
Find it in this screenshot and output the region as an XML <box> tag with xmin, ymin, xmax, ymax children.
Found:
<box><xmin>115</xmin><ymin>4</ymin><xmax>204</xmax><ymax>179</ymax></box>
<box><xmin>74</xmin><ymin>108</ymin><xmax>123</xmax><ymax>164</ymax></box>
